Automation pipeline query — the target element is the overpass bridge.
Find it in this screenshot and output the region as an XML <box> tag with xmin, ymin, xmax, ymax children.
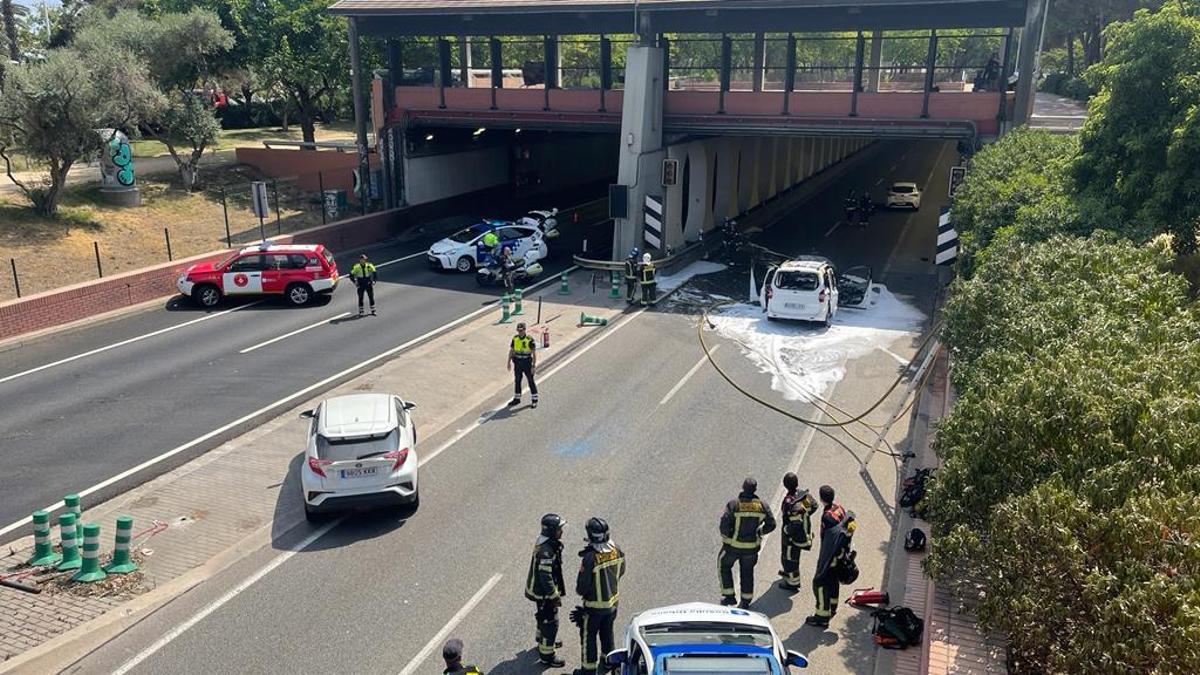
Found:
<box><xmin>331</xmin><ymin>0</ymin><xmax>1046</xmax><ymax>259</ymax></box>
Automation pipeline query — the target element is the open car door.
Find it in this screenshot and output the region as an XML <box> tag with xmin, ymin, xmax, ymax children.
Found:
<box><xmin>836</xmin><ymin>265</ymin><xmax>873</xmax><ymax>308</ymax></box>
<box><xmin>760</xmin><ymin>265</ymin><xmax>778</xmax><ymax>310</ymax></box>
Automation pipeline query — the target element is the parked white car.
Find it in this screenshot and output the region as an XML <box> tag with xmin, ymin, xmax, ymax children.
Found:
<box><xmin>300</xmin><ymin>393</ymin><xmax>418</xmax><ymax>521</ymax></box>
<box><xmin>604</xmin><ymin>602</ymin><xmax>809</xmax><ymax>674</ymax></box>
<box><xmin>886</xmin><ymin>182</ymin><xmax>922</xmax><ymax>210</ymax></box>
<box><xmin>519</xmin><ymin>209</ymin><xmax>561</xmax><ymax>239</ymax></box>
<box><xmin>762</xmin><ymin>257</ymin><xmax>840</xmax><ymax>326</ymax></box>
<box><xmin>426</xmin><ymin>220</ymin><xmax>549</xmax><ymax>272</ymax></box>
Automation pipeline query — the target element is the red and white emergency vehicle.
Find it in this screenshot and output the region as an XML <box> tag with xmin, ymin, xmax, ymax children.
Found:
<box><xmin>177</xmin><ymin>241</ymin><xmax>339</xmax><ymax>307</ymax></box>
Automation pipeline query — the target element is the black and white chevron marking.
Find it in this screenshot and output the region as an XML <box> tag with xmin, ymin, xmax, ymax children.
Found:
<box><xmin>936</xmin><ymin>207</ymin><xmax>958</xmax><ymax>266</ymax></box>
<box><xmin>643</xmin><ymin>194</ymin><xmax>664</xmax><ymax>251</ymax></box>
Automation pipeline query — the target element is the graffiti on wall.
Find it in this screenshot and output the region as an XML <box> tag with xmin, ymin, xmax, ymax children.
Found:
<box><xmin>97</xmin><ymin>129</ymin><xmax>136</xmax><ymax>190</ymax></box>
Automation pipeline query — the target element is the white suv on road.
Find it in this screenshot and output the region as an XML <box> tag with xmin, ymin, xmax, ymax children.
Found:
<box><xmin>762</xmin><ymin>258</ymin><xmax>840</xmax><ymax>327</ymax></box>
<box><xmin>300</xmin><ymin>393</ymin><xmax>418</xmax><ymax>521</ymax></box>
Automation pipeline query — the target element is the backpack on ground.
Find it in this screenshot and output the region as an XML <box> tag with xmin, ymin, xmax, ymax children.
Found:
<box><xmin>904</xmin><ymin>528</ymin><xmax>927</xmax><ymax>552</ymax></box>
<box><xmin>872</xmin><ymin>606</ymin><xmax>924</xmax><ymax>649</ymax></box>
<box><xmin>899</xmin><ymin>468</ymin><xmax>934</xmax><ymax>513</ymax></box>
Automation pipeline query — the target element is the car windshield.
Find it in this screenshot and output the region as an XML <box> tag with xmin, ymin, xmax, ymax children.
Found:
<box><xmin>891</xmin><ymin>185</ymin><xmax>915</xmax><ymax>193</ymax></box>
<box><xmin>641</xmin><ymin>623</ymin><xmax>774</xmax><ymax>649</ymax></box>
<box><xmin>215</xmin><ymin>252</ymin><xmax>240</xmax><ymax>269</ymax></box>
<box><xmin>448</xmin><ymin>225</ymin><xmax>488</xmax><ymax>244</ymax></box>
<box><xmin>659</xmin><ymin>656</ymin><xmax>776</xmax><ymax>673</ymax></box>
<box><xmin>316</xmin><ymin>430</ymin><xmax>399</xmax><ymax>461</ymax></box>
<box><xmin>775</xmin><ymin>271</ymin><xmax>819</xmax><ymax>291</ymax></box>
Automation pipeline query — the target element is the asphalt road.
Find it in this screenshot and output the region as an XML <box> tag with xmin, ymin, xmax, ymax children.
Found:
<box><xmin>69</xmin><ymin>140</ymin><xmax>953</xmax><ymax>675</ymax></box>
<box><xmin>0</xmin><ymin>194</ymin><xmax>607</xmax><ymax>541</ymax></box>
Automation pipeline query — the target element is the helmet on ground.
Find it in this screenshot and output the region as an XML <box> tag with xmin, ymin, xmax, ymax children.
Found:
<box><xmin>540</xmin><ymin>513</ymin><xmax>565</xmax><ymax>539</ymax></box>
<box><xmin>742</xmin><ymin>477</ymin><xmax>758</xmax><ymax>494</ymax></box>
<box><xmin>642</xmin><ymin>253</ymin><xmax>652</xmax><ymax>264</ymax></box>
<box><xmin>783</xmin><ymin>472</ymin><xmax>799</xmax><ymax>491</ymax></box>
<box><xmin>819</xmin><ymin>484</ymin><xmax>835</xmax><ymax>504</ymax></box>
<box><xmin>585</xmin><ymin>517</ymin><xmax>610</xmax><ymax>544</ymax></box>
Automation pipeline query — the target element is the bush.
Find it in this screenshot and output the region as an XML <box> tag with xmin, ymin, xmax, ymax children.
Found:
<box><xmin>1039</xmin><ymin>72</ymin><xmax>1094</xmax><ymax>101</ymax></box>
<box><xmin>216</xmin><ymin>102</ymin><xmax>284</xmax><ymax>130</ymax></box>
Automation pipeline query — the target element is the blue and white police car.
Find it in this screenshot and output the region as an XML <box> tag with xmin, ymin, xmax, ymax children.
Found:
<box><xmin>426</xmin><ymin>220</ymin><xmax>549</xmax><ymax>272</ymax></box>
<box><xmin>604</xmin><ymin>603</ymin><xmax>809</xmax><ymax>674</ymax></box>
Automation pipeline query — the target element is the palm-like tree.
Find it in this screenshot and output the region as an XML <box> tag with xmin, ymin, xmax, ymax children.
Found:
<box><xmin>3</xmin><ymin>0</ymin><xmax>29</xmax><ymax>63</ymax></box>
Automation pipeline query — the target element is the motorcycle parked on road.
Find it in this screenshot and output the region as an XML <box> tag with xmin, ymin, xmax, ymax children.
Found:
<box><xmin>476</xmin><ymin>250</ymin><xmax>544</xmax><ymax>289</ymax></box>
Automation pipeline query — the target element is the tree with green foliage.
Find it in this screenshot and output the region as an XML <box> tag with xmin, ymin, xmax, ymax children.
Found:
<box><xmin>74</xmin><ymin>7</ymin><xmax>233</xmax><ymax>190</ymax></box>
<box><xmin>0</xmin><ymin>48</ymin><xmax>152</xmax><ymax>214</ymax></box>
<box><xmin>1074</xmin><ymin>4</ymin><xmax>1200</xmax><ymax>254</ymax></box>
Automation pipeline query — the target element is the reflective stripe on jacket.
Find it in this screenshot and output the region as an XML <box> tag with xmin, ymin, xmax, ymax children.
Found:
<box><xmin>639</xmin><ymin>262</ymin><xmax>656</xmax><ymax>285</ymax></box>
<box><xmin>720</xmin><ymin>493</ymin><xmax>777</xmax><ymax>550</ymax></box>
<box><xmin>577</xmin><ymin>544</ymin><xmax>625</xmax><ymax>609</ymax></box>
<box><xmin>511</xmin><ymin>335</ymin><xmax>536</xmax><ymax>357</ymax></box>
<box><xmin>525</xmin><ymin>539</ymin><xmax>565</xmax><ymax>601</ymax></box>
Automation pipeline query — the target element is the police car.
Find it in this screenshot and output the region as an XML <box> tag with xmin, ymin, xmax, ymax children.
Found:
<box><xmin>176</xmin><ymin>242</ymin><xmax>339</xmax><ymax>307</ymax></box>
<box><xmin>604</xmin><ymin>603</ymin><xmax>809</xmax><ymax>674</ymax></box>
<box><xmin>426</xmin><ymin>220</ymin><xmax>549</xmax><ymax>272</ymax></box>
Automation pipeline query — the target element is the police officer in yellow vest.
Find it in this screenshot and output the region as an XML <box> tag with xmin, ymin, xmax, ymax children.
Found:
<box><xmin>777</xmin><ymin>472</ymin><xmax>818</xmax><ymax>591</ymax></box>
<box><xmin>572</xmin><ymin>517</ymin><xmax>625</xmax><ymax>675</ymax></box>
<box><xmin>349</xmin><ymin>253</ymin><xmax>377</xmax><ymax>316</ymax></box>
<box><xmin>718</xmin><ymin>477</ymin><xmax>776</xmax><ymax>609</ymax></box>
<box><xmin>526</xmin><ymin>514</ymin><xmax>567</xmax><ymax>668</ymax></box>
<box><xmin>507</xmin><ymin>322</ymin><xmax>539</xmax><ymax>408</ymax></box>
<box><xmin>638</xmin><ymin>253</ymin><xmax>657</xmax><ymax>305</ymax></box>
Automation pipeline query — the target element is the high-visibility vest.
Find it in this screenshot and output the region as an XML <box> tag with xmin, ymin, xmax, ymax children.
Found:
<box><xmin>511</xmin><ymin>335</ymin><xmax>535</xmax><ymax>357</ymax></box>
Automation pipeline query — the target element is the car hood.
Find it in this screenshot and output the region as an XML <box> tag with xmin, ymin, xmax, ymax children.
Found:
<box><xmin>429</xmin><ymin>238</ymin><xmax>465</xmax><ymax>254</ymax></box>
<box><xmin>184</xmin><ymin>261</ymin><xmax>218</xmax><ymax>275</ymax></box>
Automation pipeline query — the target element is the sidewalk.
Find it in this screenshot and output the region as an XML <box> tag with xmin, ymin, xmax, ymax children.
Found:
<box><xmin>887</xmin><ymin>349</ymin><xmax>1007</xmax><ymax>675</ymax></box>
<box><xmin>0</xmin><ymin>266</ymin><xmax>660</xmax><ymax>671</ymax></box>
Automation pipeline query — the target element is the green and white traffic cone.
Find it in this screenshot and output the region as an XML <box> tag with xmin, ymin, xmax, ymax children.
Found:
<box><xmin>57</xmin><ymin>512</ymin><xmax>82</xmax><ymax>571</ymax></box>
<box><xmin>557</xmin><ymin>272</ymin><xmax>570</xmax><ymax>295</ymax></box>
<box><xmin>608</xmin><ymin>271</ymin><xmax>621</xmax><ymax>298</ymax></box>
<box><xmin>513</xmin><ymin>288</ymin><xmax>524</xmax><ymax>315</ymax></box>
<box><xmin>580</xmin><ymin>312</ymin><xmax>609</xmax><ymax>327</ymax></box>
<box><xmin>28</xmin><ymin>511</ymin><xmax>62</xmax><ymax>567</ymax></box>
<box><xmin>65</xmin><ymin>493</ymin><xmax>82</xmax><ymax>522</ymax></box>
<box><xmin>498</xmin><ymin>293</ymin><xmax>512</xmax><ymax>324</ymax></box>
<box><xmin>105</xmin><ymin>515</ymin><xmax>138</xmax><ymax>574</ymax></box>
<box><xmin>72</xmin><ymin>523</ymin><xmax>107</xmax><ymax>583</ymax></box>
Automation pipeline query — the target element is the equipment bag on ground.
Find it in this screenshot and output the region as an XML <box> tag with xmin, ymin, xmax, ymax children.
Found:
<box><xmin>871</xmin><ymin>606</ymin><xmax>924</xmax><ymax>649</ymax></box>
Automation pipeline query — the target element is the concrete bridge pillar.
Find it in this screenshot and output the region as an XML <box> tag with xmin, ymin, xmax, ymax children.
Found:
<box><xmin>713</xmin><ymin>137</ymin><xmax>738</xmax><ymax>222</ymax></box>
<box><xmin>684</xmin><ymin>142</ymin><xmax>713</xmax><ymax>242</ymax></box>
<box><xmin>613</xmin><ymin>44</ymin><xmax>665</xmax><ymax>259</ymax></box>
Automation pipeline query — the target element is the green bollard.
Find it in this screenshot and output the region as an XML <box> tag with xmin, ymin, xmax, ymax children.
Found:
<box><xmin>498</xmin><ymin>293</ymin><xmax>512</xmax><ymax>324</ymax></box>
<box><xmin>105</xmin><ymin>515</ymin><xmax>138</xmax><ymax>574</ymax></box>
<box><xmin>72</xmin><ymin>523</ymin><xmax>107</xmax><ymax>583</ymax></box>
<box><xmin>28</xmin><ymin>511</ymin><xmax>62</xmax><ymax>567</ymax></box>
<box><xmin>513</xmin><ymin>288</ymin><xmax>524</xmax><ymax>315</ymax></box>
<box><xmin>608</xmin><ymin>270</ymin><xmax>621</xmax><ymax>298</ymax></box>
<box><xmin>557</xmin><ymin>272</ymin><xmax>570</xmax><ymax>295</ymax></box>
<box><xmin>57</xmin><ymin>513</ymin><xmax>82</xmax><ymax>571</ymax></box>
<box><xmin>65</xmin><ymin>493</ymin><xmax>81</xmax><ymax>522</ymax></box>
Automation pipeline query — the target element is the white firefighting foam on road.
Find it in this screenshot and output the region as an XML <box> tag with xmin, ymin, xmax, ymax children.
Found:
<box><xmin>706</xmin><ymin>285</ymin><xmax>926</xmax><ymax>402</ymax></box>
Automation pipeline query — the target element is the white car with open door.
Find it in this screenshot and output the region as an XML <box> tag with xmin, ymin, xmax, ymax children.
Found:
<box><xmin>761</xmin><ymin>257</ymin><xmax>840</xmax><ymax>327</ymax></box>
<box><xmin>604</xmin><ymin>602</ymin><xmax>809</xmax><ymax>674</ymax></box>
<box><xmin>300</xmin><ymin>393</ymin><xmax>418</xmax><ymax>521</ymax></box>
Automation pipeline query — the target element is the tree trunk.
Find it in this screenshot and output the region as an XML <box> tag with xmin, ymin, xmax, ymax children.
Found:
<box><xmin>1066</xmin><ymin>35</ymin><xmax>1075</xmax><ymax>77</ymax></box>
<box><xmin>179</xmin><ymin>162</ymin><xmax>198</xmax><ymax>192</ymax></box>
<box><xmin>43</xmin><ymin>159</ymin><xmax>73</xmax><ymax>216</ymax></box>
<box><xmin>2</xmin><ymin>0</ymin><xmax>19</xmax><ymax>62</ymax></box>
<box><xmin>241</xmin><ymin>83</ymin><xmax>254</xmax><ymax>107</ymax></box>
<box><xmin>296</xmin><ymin>89</ymin><xmax>317</xmax><ymax>145</ymax></box>
<box><xmin>281</xmin><ymin>105</ymin><xmax>290</xmax><ymax>132</ymax></box>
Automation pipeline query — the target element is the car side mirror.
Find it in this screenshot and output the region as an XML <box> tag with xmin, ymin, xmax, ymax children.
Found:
<box><xmin>604</xmin><ymin>649</ymin><xmax>628</xmax><ymax>669</ymax></box>
<box><xmin>299</xmin><ymin>410</ymin><xmax>314</xmax><ymax>419</ymax></box>
<box><xmin>786</xmin><ymin>650</ymin><xmax>809</xmax><ymax>668</ymax></box>
<box><xmin>402</xmin><ymin>401</ymin><xmax>416</xmax><ymax>410</ymax></box>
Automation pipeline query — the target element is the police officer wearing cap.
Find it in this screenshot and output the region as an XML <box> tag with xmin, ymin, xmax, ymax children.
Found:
<box><xmin>718</xmin><ymin>477</ymin><xmax>776</xmax><ymax>609</ymax></box>
<box><xmin>571</xmin><ymin>517</ymin><xmax>625</xmax><ymax>675</ymax></box>
<box><xmin>348</xmin><ymin>253</ymin><xmax>377</xmax><ymax>317</ymax></box>
<box><xmin>778</xmin><ymin>472</ymin><xmax>818</xmax><ymax>591</ymax></box>
<box><xmin>442</xmin><ymin>638</ymin><xmax>483</xmax><ymax>674</ymax></box>
<box><xmin>806</xmin><ymin>484</ymin><xmax>856</xmax><ymax>627</ymax></box>
<box><xmin>507</xmin><ymin>322</ymin><xmax>539</xmax><ymax>408</ymax></box>
<box><xmin>526</xmin><ymin>514</ymin><xmax>567</xmax><ymax>668</ymax></box>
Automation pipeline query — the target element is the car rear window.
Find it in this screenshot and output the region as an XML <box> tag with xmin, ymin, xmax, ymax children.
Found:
<box><xmin>891</xmin><ymin>185</ymin><xmax>914</xmax><ymax>193</ymax></box>
<box><xmin>317</xmin><ymin>430</ymin><xmax>399</xmax><ymax>461</ymax></box>
<box><xmin>775</xmin><ymin>271</ymin><xmax>819</xmax><ymax>291</ymax></box>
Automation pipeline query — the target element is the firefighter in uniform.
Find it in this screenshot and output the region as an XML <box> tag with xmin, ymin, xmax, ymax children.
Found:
<box><xmin>623</xmin><ymin>248</ymin><xmax>640</xmax><ymax>303</ymax></box>
<box><xmin>507</xmin><ymin>322</ymin><xmax>539</xmax><ymax>408</ymax></box>
<box><xmin>526</xmin><ymin>514</ymin><xmax>567</xmax><ymax>668</ymax></box>
<box><xmin>572</xmin><ymin>517</ymin><xmax>625</xmax><ymax>675</ymax></box>
<box><xmin>638</xmin><ymin>253</ymin><xmax>657</xmax><ymax>305</ymax></box>
<box><xmin>778</xmin><ymin>472</ymin><xmax>818</xmax><ymax>591</ymax></box>
<box><xmin>718</xmin><ymin>477</ymin><xmax>776</xmax><ymax>609</ymax></box>
<box><xmin>349</xmin><ymin>253</ymin><xmax>377</xmax><ymax>316</ymax></box>
<box><xmin>806</xmin><ymin>485</ymin><xmax>856</xmax><ymax>627</ymax></box>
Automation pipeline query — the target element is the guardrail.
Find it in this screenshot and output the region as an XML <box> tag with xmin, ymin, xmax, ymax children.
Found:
<box><xmin>573</xmin><ymin>240</ymin><xmax>704</xmax><ymax>271</ymax></box>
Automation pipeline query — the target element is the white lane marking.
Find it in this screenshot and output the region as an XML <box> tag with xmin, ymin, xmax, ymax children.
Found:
<box><xmin>238</xmin><ymin>313</ymin><xmax>350</xmax><ymax>354</ymax></box>
<box><xmin>111</xmin><ymin>518</ymin><xmax>342</xmax><ymax>675</ymax></box>
<box><xmin>376</xmin><ymin>251</ymin><xmax>426</xmax><ymax>268</ymax></box>
<box><xmin>417</xmin><ymin>306</ymin><xmax>640</xmax><ymax>468</ymax></box>
<box><xmin>882</xmin><ymin>143</ymin><xmax>948</xmax><ymax>279</ymax></box>
<box><xmin>824</xmin><ymin>221</ymin><xmax>842</xmax><ymax>238</ymax></box>
<box><xmin>0</xmin><ymin>267</ymin><xmax>579</xmax><ymax>540</ymax></box>
<box><xmin>397</xmin><ymin>574</ymin><xmax>505</xmax><ymax>675</ymax></box>
<box><xmin>761</xmin><ymin>423</ymin><xmax>821</xmax><ymax>552</ymax></box>
<box><xmin>659</xmin><ymin>346</ymin><xmax>718</xmax><ymax>406</ymax></box>
<box><xmin>0</xmin><ymin>301</ymin><xmax>265</xmax><ymax>386</ymax></box>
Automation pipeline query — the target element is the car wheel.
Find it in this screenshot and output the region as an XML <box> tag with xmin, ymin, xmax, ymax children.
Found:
<box><xmin>193</xmin><ymin>284</ymin><xmax>221</xmax><ymax>308</ymax></box>
<box><xmin>285</xmin><ymin>283</ymin><xmax>313</xmax><ymax>306</ymax></box>
<box><xmin>456</xmin><ymin>256</ymin><xmax>475</xmax><ymax>273</ymax></box>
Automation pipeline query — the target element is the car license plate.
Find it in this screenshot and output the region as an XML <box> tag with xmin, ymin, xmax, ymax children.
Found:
<box><xmin>785</xmin><ymin>303</ymin><xmax>805</xmax><ymax>309</ymax></box>
<box><xmin>340</xmin><ymin>467</ymin><xmax>378</xmax><ymax>479</ymax></box>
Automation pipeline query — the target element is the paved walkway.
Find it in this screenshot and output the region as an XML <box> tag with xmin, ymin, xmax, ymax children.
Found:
<box><xmin>1030</xmin><ymin>92</ymin><xmax>1088</xmax><ymax>133</ymax></box>
<box><xmin>0</xmin><ymin>267</ymin><xmax>652</xmax><ymax>670</ymax></box>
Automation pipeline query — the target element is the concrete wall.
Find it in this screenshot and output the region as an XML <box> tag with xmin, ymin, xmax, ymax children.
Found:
<box><xmin>404</xmin><ymin>145</ymin><xmax>509</xmax><ymax>206</ymax></box>
<box><xmin>235</xmin><ymin>148</ymin><xmax>381</xmax><ymax>192</ymax></box>
<box><xmin>521</xmin><ymin>134</ymin><xmax>618</xmax><ymax>192</ymax></box>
